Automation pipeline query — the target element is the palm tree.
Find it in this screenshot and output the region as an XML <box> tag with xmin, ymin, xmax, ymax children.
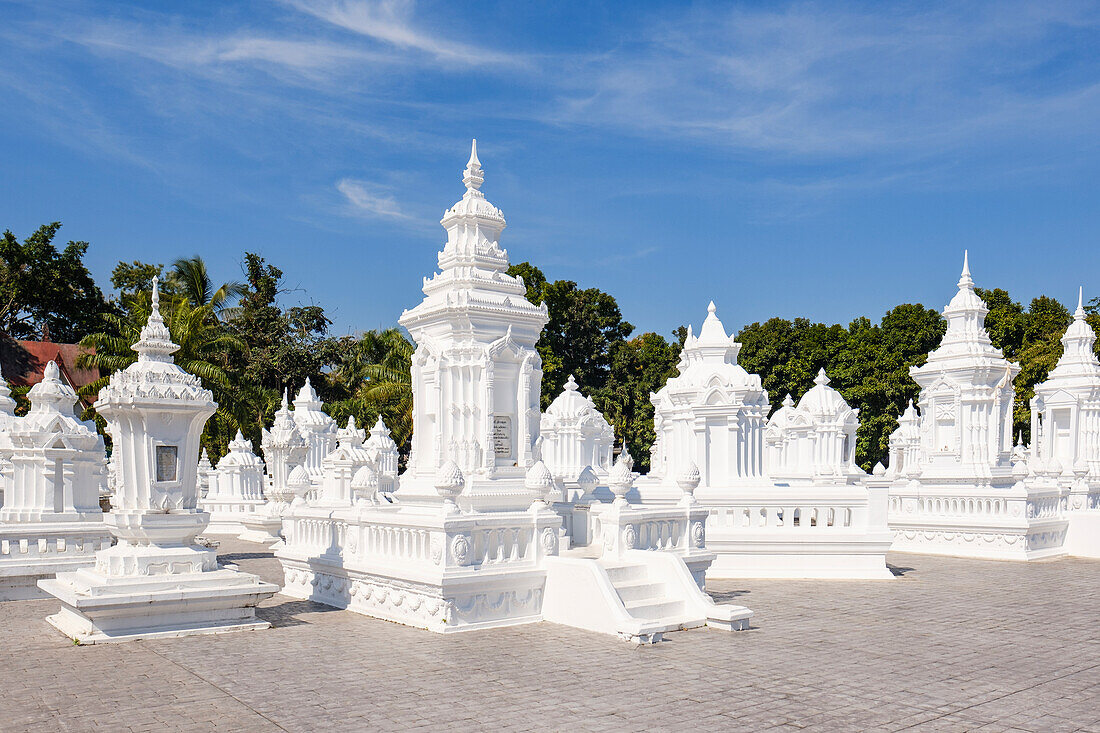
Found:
<box><xmin>76</xmin><ymin>288</ymin><xmax>250</xmax><ymax>456</ymax></box>
<box><xmin>329</xmin><ymin>329</ymin><xmax>414</xmax><ymax>450</ymax></box>
<box><xmin>170</xmin><ymin>255</ymin><xmax>247</xmax><ymax>321</ymax></box>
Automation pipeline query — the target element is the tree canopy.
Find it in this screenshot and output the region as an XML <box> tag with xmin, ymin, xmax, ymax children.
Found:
<box><xmin>0</xmin><ymin>223</ymin><xmax>113</xmax><ymax>342</ymax></box>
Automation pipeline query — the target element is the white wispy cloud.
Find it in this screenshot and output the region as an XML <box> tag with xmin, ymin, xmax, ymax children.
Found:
<box><xmin>548</xmin><ymin>1</ymin><xmax>1100</xmax><ymax>163</ymax></box>
<box><xmin>280</xmin><ymin>0</ymin><xmax>521</xmax><ymax>66</ymax></box>
<box><xmin>4</xmin><ymin>0</ymin><xmax>1099</xmax><ymax>214</ymax></box>
<box><xmin>336</xmin><ymin>178</ymin><xmax>413</xmax><ymax>220</ymax></box>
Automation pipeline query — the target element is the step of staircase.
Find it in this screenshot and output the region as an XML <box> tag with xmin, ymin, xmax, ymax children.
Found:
<box><xmin>611</xmin><ymin>579</ymin><xmax>666</xmax><ymax>603</ymax></box>
<box><xmin>623</xmin><ymin>598</ymin><xmax>686</xmax><ymax>620</ymax></box>
<box><xmin>602</xmin><ymin>563</ymin><xmax>648</xmax><ymax>583</ymax></box>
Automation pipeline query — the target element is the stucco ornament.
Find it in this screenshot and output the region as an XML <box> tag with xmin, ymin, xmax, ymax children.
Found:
<box><xmin>435</xmin><ymin>459</ymin><xmax>465</xmax><ymax>515</ymax></box>
<box><xmin>608</xmin><ymin>449</ymin><xmax>635</xmax><ymax>505</ymax></box>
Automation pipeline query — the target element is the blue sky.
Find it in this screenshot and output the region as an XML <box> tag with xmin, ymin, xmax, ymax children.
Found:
<box><xmin>2</xmin><ymin>0</ymin><xmax>1099</xmax><ymax>339</ymax></box>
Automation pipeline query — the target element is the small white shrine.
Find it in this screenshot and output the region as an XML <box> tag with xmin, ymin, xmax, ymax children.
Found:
<box><xmin>884</xmin><ymin>255</ymin><xmax>1070</xmax><ymax>560</ymax></box>
<box><xmin>235</xmin><ymin>392</ymin><xmax>311</xmax><ymax>544</ymax></box>
<box><xmin>765</xmin><ymin>370</ymin><xmax>862</xmax><ymax>484</ymax></box>
<box><xmin>201</xmin><ymin>431</ymin><xmax>266</xmax><ymax>536</ymax></box>
<box><xmin>1030</xmin><ymin>289</ymin><xmax>1100</xmax><ymax>557</ymax></box>
<box><xmin>636</xmin><ymin>303</ymin><xmax>893</xmax><ymax>579</ymax></box>
<box><xmin>276</xmin><ymin>142</ymin><xmax>749</xmax><ymax>641</ymax></box>
<box><xmin>539</xmin><ymin>375</ymin><xmax>614</xmax><ymax>486</ymax></box>
<box><xmin>292</xmin><ymin>378</ymin><xmax>338</xmax><ymax>489</ymax></box>
<box><xmin>315</xmin><ymin>416</ymin><xmax>373</xmax><ymax>506</ymax></box>
<box><xmin>0</xmin><ymin>361</ymin><xmax>112</xmax><ymax>599</ymax></box>
<box><xmin>197</xmin><ymin>448</ymin><xmax>214</xmax><ymax>498</ymax></box>
<box><xmin>363</xmin><ymin>416</ymin><xmax>400</xmax><ymax>495</ymax></box>
<box><xmin>39</xmin><ymin>281</ymin><xmax>276</xmax><ymax>643</ymax></box>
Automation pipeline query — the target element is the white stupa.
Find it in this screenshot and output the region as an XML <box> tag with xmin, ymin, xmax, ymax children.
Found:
<box><xmin>539</xmin><ymin>375</ymin><xmax>615</xmax><ymax>487</ymax></box>
<box><xmin>202</xmin><ymin>431</ymin><xmax>266</xmax><ymax>536</ymax></box>
<box><xmin>1030</xmin><ymin>288</ymin><xmax>1100</xmax><ymax>557</ymax></box>
<box><xmin>886</xmin><ymin>254</ymin><xmax>1067</xmax><ymax>560</ymax></box>
<box><xmin>39</xmin><ymin>280</ymin><xmax>276</xmax><ymax>642</ymax></box>
<box><xmin>1031</xmin><ymin>288</ymin><xmax>1100</xmax><ymax>476</ymax></box>
<box><xmin>395</xmin><ymin>138</ymin><xmax>550</xmax><ymax>510</ymax></box>
<box><xmin>363</xmin><ymin>416</ymin><xmax>400</xmax><ymax>494</ymax></box>
<box><xmin>645</xmin><ymin>302</ymin><xmax>769</xmax><ymax>496</ymax></box>
<box><xmin>765</xmin><ymin>369</ymin><xmax>861</xmax><ymax>483</ymax></box>
<box><xmin>292</xmin><ymin>378</ymin><xmax>337</xmax><ymax>487</ymax></box>
<box><xmin>0</xmin><ymin>361</ymin><xmax>112</xmax><ymax>599</ymax></box>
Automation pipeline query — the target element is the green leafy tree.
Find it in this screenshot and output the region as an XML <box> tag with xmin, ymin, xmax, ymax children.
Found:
<box><xmin>507</xmin><ymin>262</ymin><xmax>634</xmax><ymax>407</ymax></box>
<box><xmin>327</xmin><ymin>329</ymin><xmax>415</xmax><ymax>456</ymax></box>
<box><xmin>230</xmin><ymin>253</ymin><xmax>336</xmax><ymax>396</ymax></box>
<box><xmin>598</xmin><ymin>331</ymin><xmax>682</xmax><ymax>471</ymax></box>
<box><xmin>170</xmin><ymin>256</ymin><xmax>247</xmax><ymax>319</ymax></box>
<box><xmin>0</xmin><ymin>223</ymin><xmax>114</xmax><ymax>341</ymax></box>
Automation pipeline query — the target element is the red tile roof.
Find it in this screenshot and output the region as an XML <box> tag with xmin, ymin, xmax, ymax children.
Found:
<box><xmin>0</xmin><ymin>339</ymin><xmax>99</xmax><ymax>407</ymax></box>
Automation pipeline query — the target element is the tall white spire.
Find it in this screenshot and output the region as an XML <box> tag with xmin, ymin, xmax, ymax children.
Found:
<box><xmin>133</xmin><ymin>276</ymin><xmax>179</xmax><ymax>363</ymax></box>
<box><xmin>935</xmin><ymin>250</ymin><xmax>995</xmax><ymax>357</ymax></box>
<box><xmin>1049</xmin><ymin>287</ymin><xmax>1100</xmax><ymax>378</ymax></box>
<box><xmin>958</xmin><ymin>249</ymin><xmax>973</xmax><ymax>290</ymax></box>
<box><xmin>463</xmin><ymin>138</ymin><xmax>483</xmax><ymax>192</ymax></box>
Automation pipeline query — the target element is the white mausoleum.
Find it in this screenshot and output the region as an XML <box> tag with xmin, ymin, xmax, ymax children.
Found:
<box><xmin>292</xmin><ymin>378</ymin><xmax>337</xmax><ymax>489</ymax></box>
<box><xmin>635</xmin><ymin>303</ymin><xmax>893</xmax><ymax>579</ymax></box>
<box><xmin>0</xmin><ymin>361</ymin><xmax>112</xmax><ymax>599</ymax></box>
<box><xmin>276</xmin><ymin>142</ymin><xmax>749</xmax><ymax>642</ymax></box>
<box><xmin>884</xmin><ymin>255</ymin><xmax>1081</xmax><ymax>560</ymax></box>
<box><xmin>201</xmin><ymin>431</ymin><xmax>266</xmax><ymax>536</ymax></box>
<box><xmin>39</xmin><ymin>281</ymin><xmax>276</xmax><ymax>643</ymax></box>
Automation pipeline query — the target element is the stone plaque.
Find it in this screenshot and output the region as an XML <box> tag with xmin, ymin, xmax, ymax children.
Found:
<box><xmin>492</xmin><ymin>416</ymin><xmax>512</xmax><ymax>458</ymax></box>
<box><xmin>155</xmin><ymin>445</ymin><xmax>178</xmax><ymax>482</ymax></box>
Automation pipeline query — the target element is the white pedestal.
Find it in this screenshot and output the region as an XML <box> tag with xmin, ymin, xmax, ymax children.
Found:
<box><xmin>39</xmin><ymin>563</ymin><xmax>277</xmax><ymax>644</ymax></box>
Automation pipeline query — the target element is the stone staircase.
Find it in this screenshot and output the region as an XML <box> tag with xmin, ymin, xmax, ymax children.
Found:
<box><xmin>542</xmin><ymin>551</ymin><xmax>752</xmax><ymax>643</ymax></box>
<box><xmin>601</xmin><ymin>561</ymin><xmax>698</xmax><ymax>632</ymax></box>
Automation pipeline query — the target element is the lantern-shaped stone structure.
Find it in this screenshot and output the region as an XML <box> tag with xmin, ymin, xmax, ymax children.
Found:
<box><xmin>202</xmin><ymin>431</ymin><xmax>266</xmax><ymax>536</ymax></box>
<box><xmin>539</xmin><ymin>375</ymin><xmax>615</xmax><ymax>488</ymax></box>
<box><xmin>0</xmin><ymin>361</ymin><xmax>112</xmax><ymax>599</ymax></box>
<box><xmin>292</xmin><ymin>378</ymin><xmax>337</xmax><ymax>487</ymax></box>
<box><xmin>39</xmin><ymin>281</ymin><xmax>276</xmax><ymax>643</ymax></box>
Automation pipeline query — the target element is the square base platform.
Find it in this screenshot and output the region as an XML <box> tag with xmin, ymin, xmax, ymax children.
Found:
<box><xmin>38</xmin><ymin>566</ymin><xmax>278</xmax><ymax>645</ymax></box>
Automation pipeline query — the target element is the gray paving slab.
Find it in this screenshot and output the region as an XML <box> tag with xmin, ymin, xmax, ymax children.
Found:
<box><xmin>0</xmin><ymin>540</ymin><xmax>1097</xmax><ymax>731</ymax></box>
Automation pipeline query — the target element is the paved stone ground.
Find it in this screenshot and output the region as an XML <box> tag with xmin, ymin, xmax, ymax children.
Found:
<box><xmin>1</xmin><ymin>540</ymin><xmax>1097</xmax><ymax>732</ymax></box>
